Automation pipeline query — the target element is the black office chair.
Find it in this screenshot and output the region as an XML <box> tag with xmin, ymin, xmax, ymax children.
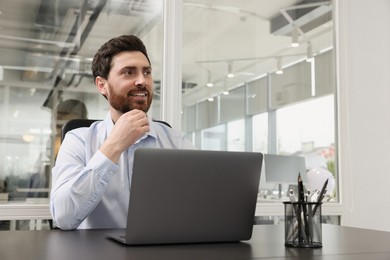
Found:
<box><xmin>61</xmin><ymin>118</ymin><xmax>172</xmax><ymax>141</ymax></box>
<box><xmin>152</xmin><ymin>119</ymin><xmax>172</xmax><ymax>128</ymax></box>
<box><xmin>61</xmin><ymin>119</ymin><xmax>100</xmax><ymax>141</ymax></box>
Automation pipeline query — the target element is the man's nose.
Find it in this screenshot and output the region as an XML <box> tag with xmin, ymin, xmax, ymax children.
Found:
<box><xmin>135</xmin><ymin>72</ymin><xmax>147</xmax><ymax>86</ymax></box>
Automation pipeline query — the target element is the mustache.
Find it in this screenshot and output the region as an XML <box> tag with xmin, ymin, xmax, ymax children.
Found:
<box><xmin>127</xmin><ymin>86</ymin><xmax>150</xmax><ymax>97</ymax></box>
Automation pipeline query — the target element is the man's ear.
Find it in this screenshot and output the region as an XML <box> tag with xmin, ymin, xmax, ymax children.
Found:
<box><xmin>95</xmin><ymin>76</ymin><xmax>108</xmax><ymax>96</ymax></box>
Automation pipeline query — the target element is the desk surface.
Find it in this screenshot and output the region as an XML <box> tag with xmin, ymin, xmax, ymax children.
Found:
<box><xmin>2</xmin><ymin>224</ymin><xmax>390</xmax><ymax>260</ymax></box>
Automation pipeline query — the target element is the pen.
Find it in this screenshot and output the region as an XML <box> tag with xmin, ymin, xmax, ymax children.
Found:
<box><xmin>288</xmin><ymin>189</ymin><xmax>298</xmax><ymax>218</ymax></box>
<box><xmin>310</xmin><ymin>189</ymin><xmax>319</xmax><ymax>202</ymax></box>
<box><xmin>286</xmin><ymin>193</ymin><xmax>298</xmax><ymax>241</ymax></box>
<box><xmin>297</xmin><ymin>173</ymin><xmax>305</xmax><ymax>203</ymax></box>
<box><xmin>307</xmin><ymin>202</ymin><xmax>314</xmax><ymax>243</ymax></box>
<box><xmin>296</xmin><ymin>173</ymin><xmax>305</xmax><ymax>243</ymax></box>
<box><xmin>298</xmin><ymin>173</ymin><xmax>310</xmax><ymax>242</ymax></box>
<box><xmin>312</xmin><ymin>178</ymin><xmax>328</xmax><ymax>216</ymax></box>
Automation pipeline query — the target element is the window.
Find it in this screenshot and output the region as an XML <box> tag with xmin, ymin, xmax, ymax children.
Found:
<box><xmin>181</xmin><ymin>1</ymin><xmax>336</xmax><ymax>206</ymax></box>
<box><xmin>227</xmin><ymin>119</ymin><xmax>246</xmax><ymax>151</ymax></box>
<box><xmin>0</xmin><ymin>0</ymin><xmax>338</xmax><ymax>227</ymax></box>
<box><xmin>276</xmin><ymin>95</ymin><xmax>336</xmax><ymax>198</ymax></box>
<box><xmin>252</xmin><ymin>113</ymin><xmax>268</xmax><ymax>154</ymax></box>
<box><xmin>276</xmin><ymin>95</ymin><xmax>335</xmax><ymax>155</ymax></box>
<box><xmin>201</xmin><ymin>125</ymin><xmax>226</xmax><ymax>151</ymax></box>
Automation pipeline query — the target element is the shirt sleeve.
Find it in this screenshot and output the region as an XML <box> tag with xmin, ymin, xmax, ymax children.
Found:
<box><xmin>50</xmin><ymin>131</ymin><xmax>117</xmax><ymax>230</ymax></box>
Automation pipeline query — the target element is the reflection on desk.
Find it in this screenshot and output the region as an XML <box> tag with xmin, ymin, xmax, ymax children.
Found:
<box><xmin>1</xmin><ymin>224</ymin><xmax>390</xmax><ymax>260</ymax></box>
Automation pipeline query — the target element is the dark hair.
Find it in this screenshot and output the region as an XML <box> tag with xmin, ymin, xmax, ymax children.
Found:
<box><xmin>91</xmin><ymin>35</ymin><xmax>151</xmax><ymax>80</ymax></box>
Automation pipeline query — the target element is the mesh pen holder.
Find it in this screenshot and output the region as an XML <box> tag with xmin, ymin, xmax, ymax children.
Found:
<box><xmin>283</xmin><ymin>201</ymin><xmax>322</xmax><ymax>248</ymax></box>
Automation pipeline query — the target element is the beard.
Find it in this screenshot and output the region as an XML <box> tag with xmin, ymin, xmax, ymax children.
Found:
<box><xmin>107</xmin><ymin>83</ymin><xmax>153</xmax><ymax>113</ymax></box>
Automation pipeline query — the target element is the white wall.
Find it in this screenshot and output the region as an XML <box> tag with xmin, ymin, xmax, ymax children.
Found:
<box><xmin>337</xmin><ymin>0</ymin><xmax>390</xmax><ymax>231</ymax></box>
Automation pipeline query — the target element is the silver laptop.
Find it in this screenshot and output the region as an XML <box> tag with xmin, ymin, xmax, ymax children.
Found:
<box><xmin>106</xmin><ymin>148</ymin><xmax>263</xmax><ymax>245</ymax></box>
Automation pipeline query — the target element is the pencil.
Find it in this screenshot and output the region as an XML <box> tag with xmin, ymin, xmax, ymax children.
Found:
<box><xmin>312</xmin><ymin>178</ymin><xmax>328</xmax><ymax>216</ymax></box>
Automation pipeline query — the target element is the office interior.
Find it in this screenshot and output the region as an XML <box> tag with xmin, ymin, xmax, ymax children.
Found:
<box><xmin>0</xmin><ymin>0</ymin><xmax>389</xmax><ymax>233</ymax></box>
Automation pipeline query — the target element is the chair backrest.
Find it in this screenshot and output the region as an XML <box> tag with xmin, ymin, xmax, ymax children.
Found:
<box><xmin>61</xmin><ymin>119</ymin><xmax>100</xmax><ymax>141</ymax></box>
<box><xmin>61</xmin><ymin>119</ymin><xmax>172</xmax><ymax>142</ymax></box>
<box><xmin>152</xmin><ymin>119</ymin><xmax>172</xmax><ymax>128</ymax></box>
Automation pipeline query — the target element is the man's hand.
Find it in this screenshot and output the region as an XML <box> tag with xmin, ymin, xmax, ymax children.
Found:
<box><xmin>100</xmin><ymin>109</ymin><xmax>150</xmax><ymax>163</ymax></box>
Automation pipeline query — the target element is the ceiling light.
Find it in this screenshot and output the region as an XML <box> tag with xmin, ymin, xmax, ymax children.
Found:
<box><xmin>30</xmin><ymin>88</ymin><xmax>36</xmax><ymax>96</ymax></box>
<box><xmin>222</xmin><ymin>82</ymin><xmax>229</xmax><ymax>95</ymax></box>
<box><xmin>306</xmin><ymin>41</ymin><xmax>314</xmax><ymax>62</ymax></box>
<box><xmin>276</xmin><ymin>58</ymin><xmax>283</xmax><ymax>75</ymax></box>
<box><xmin>22</xmin><ymin>134</ymin><xmax>35</xmax><ymax>143</ymax></box>
<box><xmin>206</xmin><ymin>71</ymin><xmax>213</xmax><ymax>87</ymax></box>
<box><xmin>227</xmin><ymin>62</ymin><xmax>234</xmax><ymax>78</ymax></box>
<box><xmin>208</xmin><ymin>97</ymin><xmax>214</xmax><ymax>102</ymax></box>
<box><xmin>291</xmin><ymin>27</ymin><xmax>300</xmax><ymax>48</ymax></box>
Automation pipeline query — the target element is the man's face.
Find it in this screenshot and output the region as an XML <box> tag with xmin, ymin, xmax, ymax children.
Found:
<box><xmin>101</xmin><ymin>51</ymin><xmax>153</xmax><ymax>114</ymax></box>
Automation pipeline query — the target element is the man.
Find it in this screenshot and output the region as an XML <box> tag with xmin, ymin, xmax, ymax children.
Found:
<box><xmin>50</xmin><ymin>35</ymin><xmax>193</xmax><ymax>230</ymax></box>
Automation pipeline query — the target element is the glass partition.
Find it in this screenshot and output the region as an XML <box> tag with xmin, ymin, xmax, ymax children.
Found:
<box><xmin>0</xmin><ymin>0</ymin><xmax>164</xmax><ymax>229</ymax></box>
<box><xmin>181</xmin><ymin>0</ymin><xmax>337</xmax><ymax>204</ymax></box>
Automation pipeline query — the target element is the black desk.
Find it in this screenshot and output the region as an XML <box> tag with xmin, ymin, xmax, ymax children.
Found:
<box><xmin>2</xmin><ymin>224</ymin><xmax>390</xmax><ymax>260</ymax></box>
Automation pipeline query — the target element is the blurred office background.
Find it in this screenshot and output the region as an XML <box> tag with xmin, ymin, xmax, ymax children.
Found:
<box><xmin>0</xmin><ymin>0</ymin><xmax>389</xmax><ymax>232</ymax></box>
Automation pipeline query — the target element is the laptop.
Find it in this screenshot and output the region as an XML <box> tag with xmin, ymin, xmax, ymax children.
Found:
<box><xmin>106</xmin><ymin>148</ymin><xmax>263</xmax><ymax>245</ymax></box>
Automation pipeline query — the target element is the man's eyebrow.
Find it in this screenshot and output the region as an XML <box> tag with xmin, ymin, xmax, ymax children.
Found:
<box><xmin>121</xmin><ymin>66</ymin><xmax>136</xmax><ymax>70</ymax></box>
<box><xmin>120</xmin><ymin>65</ymin><xmax>152</xmax><ymax>70</ymax></box>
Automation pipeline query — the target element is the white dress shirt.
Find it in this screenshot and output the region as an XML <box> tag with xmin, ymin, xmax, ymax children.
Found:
<box><xmin>50</xmin><ymin>112</ymin><xmax>194</xmax><ymax>230</ymax></box>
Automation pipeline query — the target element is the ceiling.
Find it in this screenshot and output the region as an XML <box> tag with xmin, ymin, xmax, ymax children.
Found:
<box><xmin>0</xmin><ymin>0</ymin><xmax>333</xmax><ymax>107</ymax></box>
